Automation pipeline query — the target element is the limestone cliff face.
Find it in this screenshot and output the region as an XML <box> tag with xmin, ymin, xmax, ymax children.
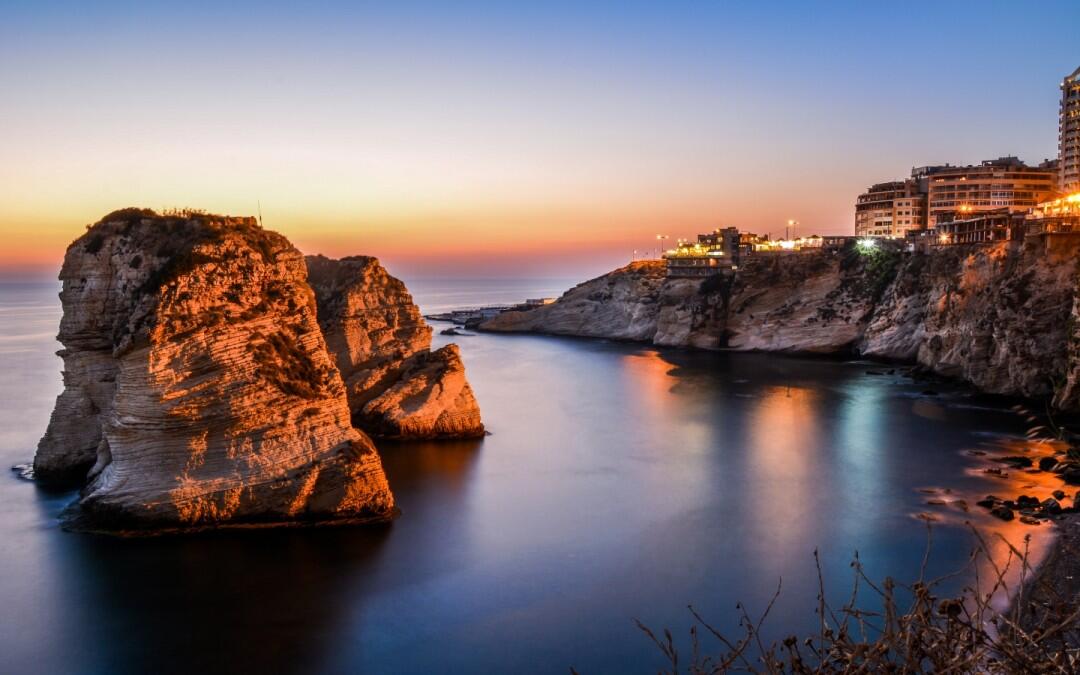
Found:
<box><xmin>35</xmin><ymin>209</ymin><xmax>395</xmax><ymax>532</ymax></box>
<box><xmin>306</xmin><ymin>255</ymin><xmax>484</xmax><ymax>439</ymax></box>
<box><xmin>862</xmin><ymin>237</ymin><xmax>1080</xmax><ymax>403</ymax></box>
<box><xmin>482</xmin><ymin>239</ymin><xmax>1080</xmax><ymax>409</ymax></box>
<box><xmin>485</xmin><ymin>252</ymin><xmax>889</xmax><ymax>354</ymax></box>
<box><xmin>652</xmin><ymin>252</ymin><xmax>890</xmax><ymax>353</ymax></box>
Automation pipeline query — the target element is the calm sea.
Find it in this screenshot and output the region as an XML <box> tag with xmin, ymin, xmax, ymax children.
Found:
<box><xmin>0</xmin><ymin>279</ymin><xmax>1054</xmax><ymax>674</ymax></box>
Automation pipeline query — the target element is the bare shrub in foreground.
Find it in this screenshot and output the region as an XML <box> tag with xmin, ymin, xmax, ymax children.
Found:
<box><xmin>628</xmin><ymin>527</ymin><xmax>1080</xmax><ymax>674</ymax></box>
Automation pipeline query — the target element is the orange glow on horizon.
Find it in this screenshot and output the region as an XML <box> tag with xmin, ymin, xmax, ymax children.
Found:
<box><xmin>0</xmin><ymin>185</ymin><xmax>857</xmax><ymax>278</ymax></box>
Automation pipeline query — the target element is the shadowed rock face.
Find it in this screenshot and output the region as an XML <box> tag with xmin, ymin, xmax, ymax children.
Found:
<box><xmin>306</xmin><ymin>255</ymin><xmax>484</xmax><ymax>439</ymax></box>
<box><xmin>482</xmin><ymin>239</ymin><xmax>1080</xmax><ymax>410</ymax></box>
<box><xmin>35</xmin><ymin>210</ymin><xmax>395</xmax><ymax>533</ymax></box>
<box><xmin>863</xmin><ymin>237</ymin><xmax>1080</xmax><ymax>405</ymax></box>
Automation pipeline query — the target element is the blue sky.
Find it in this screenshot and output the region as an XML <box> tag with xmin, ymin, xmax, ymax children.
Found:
<box><xmin>2</xmin><ymin>1</ymin><xmax>1078</xmax><ymax>278</ymax></box>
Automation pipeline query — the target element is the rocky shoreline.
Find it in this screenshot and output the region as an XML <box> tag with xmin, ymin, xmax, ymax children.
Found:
<box><xmin>480</xmin><ymin>238</ymin><xmax>1080</xmax><ymax>615</ymax></box>
<box><xmin>1016</xmin><ymin>513</ymin><xmax>1080</xmax><ymax>642</ymax></box>
<box><xmin>482</xmin><ymin>237</ymin><xmax>1080</xmax><ymax>410</ymax></box>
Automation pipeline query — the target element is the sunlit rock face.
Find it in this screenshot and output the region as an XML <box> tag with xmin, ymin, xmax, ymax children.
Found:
<box><xmin>306</xmin><ymin>255</ymin><xmax>484</xmax><ymax>439</ymax></box>
<box><xmin>482</xmin><ymin>241</ymin><xmax>1080</xmax><ymax>410</ymax></box>
<box><xmin>34</xmin><ymin>209</ymin><xmax>395</xmax><ymax>532</ymax></box>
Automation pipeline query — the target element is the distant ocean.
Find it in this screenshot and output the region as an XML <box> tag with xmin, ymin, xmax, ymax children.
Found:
<box><xmin>400</xmin><ymin>277</ymin><xmax>581</xmax><ymax>315</ymax></box>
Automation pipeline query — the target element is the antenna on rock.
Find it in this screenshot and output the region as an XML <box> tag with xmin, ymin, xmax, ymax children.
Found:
<box><xmin>257</xmin><ymin>200</ymin><xmax>264</xmax><ymax>228</ymax></box>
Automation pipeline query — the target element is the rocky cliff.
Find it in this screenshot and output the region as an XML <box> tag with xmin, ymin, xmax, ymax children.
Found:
<box><xmin>483</xmin><ymin>237</ymin><xmax>1080</xmax><ymax>409</ymax></box>
<box><xmin>35</xmin><ymin>209</ymin><xmax>395</xmax><ymax>533</ymax></box>
<box><xmin>862</xmin><ymin>239</ymin><xmax>1079</xmax><ymax>405</ymax></box>
<box><xmin>306</xmin><ymin>255</ymin><xmax>484</xmax><ymax>439</ymax></box>
<box><xmin>481</xmin><ymin>261</ymin><xmax>669</xmax><ymax>341</ymax></box>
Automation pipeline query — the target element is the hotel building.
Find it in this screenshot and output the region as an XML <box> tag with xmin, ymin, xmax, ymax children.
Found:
<box><xmin>854</xmin><ymin>179</ymin><xmax>926</xmax><ymax>237</ymax></box>
<box><xmin>1062</xmin><ymin>65</ymin><xmax>1080</xmax><ymax>194</ymax></box>
<box><xmin>925</xmin><ymin>157</ymin><xmax>1057</xmax><ymax>228</ymax></box>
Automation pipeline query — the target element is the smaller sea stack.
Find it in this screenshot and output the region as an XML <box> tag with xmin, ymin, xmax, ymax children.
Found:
<box><xmin>306</xmin><ymin>255</ymin><xmax>485</xmax><ymax>439</ymax></box>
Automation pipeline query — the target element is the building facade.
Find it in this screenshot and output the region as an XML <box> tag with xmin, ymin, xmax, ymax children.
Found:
<box><xmin>697</xmin><ymin>226</ymin><xmax>741</xmax><ymax>255</ymax></box>
<box><xmin>936</xmin><ymin>208</ymin><xmax>1026</xmax><ymax>245</ymax></box>
<box><xmin>664</xmin><ymin>226</ymin><xmax>741</xmax><ymax>278</ymax></box>
<box><xmin>1026</xmin><ymin>193</ymin><xmax>1080</xmax><ymax>236</ymax></box>
<box><xmin>854</xmin><ymin>180</ymin><xmax>926</xmax><ymax>237</ymax></box>
<box><xmin>925</xmin><ymin>157</ymin><xmax>1057</xmax><ymax>228</ymax></box>
<box><xmin>1062</xmin><ymin>65</ymin><xmax>1080</xmax><ymax>194</ymax></box>
<box><xmin>664</xmin><ymin>251</ymin><xmax>733</xmax><ymax>277</ymax></box>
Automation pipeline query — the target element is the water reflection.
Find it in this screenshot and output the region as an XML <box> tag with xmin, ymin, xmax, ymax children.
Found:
<box><xmin>744</xmin><ymin>386</ymin><xmax>822</xmax><ymax>574</ymax></box>
<box><xmin>836</xmin><ymin>379</ymin><xmax>887</xmax><ymax>525</ymax></box>
<box><xmin>0</xmin><ymin>282</ymin><xmax>1067</xmax><ymax>675</ymax></box>
<box><xmin>54</xmin><ymin>525</ymin><xmax>391</xmax><ymax>675</ymax></box>
<box><xmin>379</xmin><ymin>438</ymin><xmax>485</xmax><ymax>495</ymax></box>
<box><xmin>924</xmin><ymin>435</ymin><xmax>1068</xmax><ymax>608</ymax></box>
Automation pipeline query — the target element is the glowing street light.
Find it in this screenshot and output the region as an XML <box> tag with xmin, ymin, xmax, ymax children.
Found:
<box><xmin>655</xmin><ymin>234</ymin><xmax>668</xmax><ymax>258</ymax></box>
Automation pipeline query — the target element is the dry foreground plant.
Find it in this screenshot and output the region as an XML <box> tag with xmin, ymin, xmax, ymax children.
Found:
<box><xmin>617</xmin><ymin>525</ymin><xmax>1080</xmax><ymax>674</ymax></box>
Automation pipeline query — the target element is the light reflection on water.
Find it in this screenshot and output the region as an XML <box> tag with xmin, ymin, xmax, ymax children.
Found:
<box><xmin>0</xmin><ymin>281</ymin><xmax>1066</xmax><ymax>674</ymax></box>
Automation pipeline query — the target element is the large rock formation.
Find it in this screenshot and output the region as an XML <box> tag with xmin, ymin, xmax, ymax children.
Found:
<box><xmin>35</xmin><ymin>209</ymin><xmax>395</xmax><ymax>533</ymax></box>
<box><xmin>306</xmin><ymin>255</ymin><xmax>484</xmax><ymax>439</ymax></box>
<box><xmin>483</xmin><ymin>237</ymin><xmax>1080</xmax><ymax>409</ymax></box>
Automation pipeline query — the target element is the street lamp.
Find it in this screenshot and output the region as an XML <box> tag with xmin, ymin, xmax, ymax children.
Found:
<box><xmin>787</xmin><ymin>219</ymin><xmax>799</xmax><ymax>241</ymax></box>
<box><xmin>655</xmin><ymin>234</ymin><xmax>668</xmax><ymax>258</ymax></box>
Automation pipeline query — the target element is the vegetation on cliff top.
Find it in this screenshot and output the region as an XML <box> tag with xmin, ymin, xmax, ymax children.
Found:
<box><xmin>73</xmin><ymin>209</ymin><xmax>287</xmax><ymax>351</ymax></box>
<box><xmin>840</xmin><ymin>242</ymin><xmax>903</xmax><ymax>302</ymax></box>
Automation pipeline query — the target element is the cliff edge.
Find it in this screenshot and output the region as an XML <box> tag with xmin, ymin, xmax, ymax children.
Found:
<box><xmin>483</xmin><ymin>238</ymin><xmax>1080</xmax><ymax>409</ymax></box>
<box><xmin>34</xmin><ymin>209</ymin><xmax>395</xmax><ymax>533</ymax></box>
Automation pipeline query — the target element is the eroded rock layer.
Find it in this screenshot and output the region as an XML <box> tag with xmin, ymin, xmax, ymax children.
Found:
<box><xmin>306</xmin><ymin>255</ymin><xmax>484</xmax><ymax>439</ymax></box>
<box><xmin>483</xmin><ymin>237</ymin><xmax>1080</xmax><ymax>409</ymax></box>
<box><xmin>35</xmin><ymin>209</ymin><xmax>395</xmax><ymax>532</ymax></box>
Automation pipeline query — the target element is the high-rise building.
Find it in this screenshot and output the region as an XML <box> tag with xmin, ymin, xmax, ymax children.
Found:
<box><xmin>854</xmin><ymin>179</ymin><xmax>925</xmax><ymax>237</ymax></box>
<box><xmin>855</xmin><ymin>69</ymin><xmax>1073</xmax><ymax>237</ymax></box>
<box><xmin>925</xmin><ymin>157</ymin><xmax>1057</xmax><ymax>228</ymax></box>
<box><xmin>1061</xmin><ymin>65</ymin><xmax>1080</xmax><ymax>194</ymax></box>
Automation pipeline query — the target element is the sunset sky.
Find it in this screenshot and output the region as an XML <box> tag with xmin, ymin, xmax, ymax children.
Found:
<box><xmin>2</xmin><ymin>1</ymin><xmax>1079</xmax><ymax>279</ymax></box>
